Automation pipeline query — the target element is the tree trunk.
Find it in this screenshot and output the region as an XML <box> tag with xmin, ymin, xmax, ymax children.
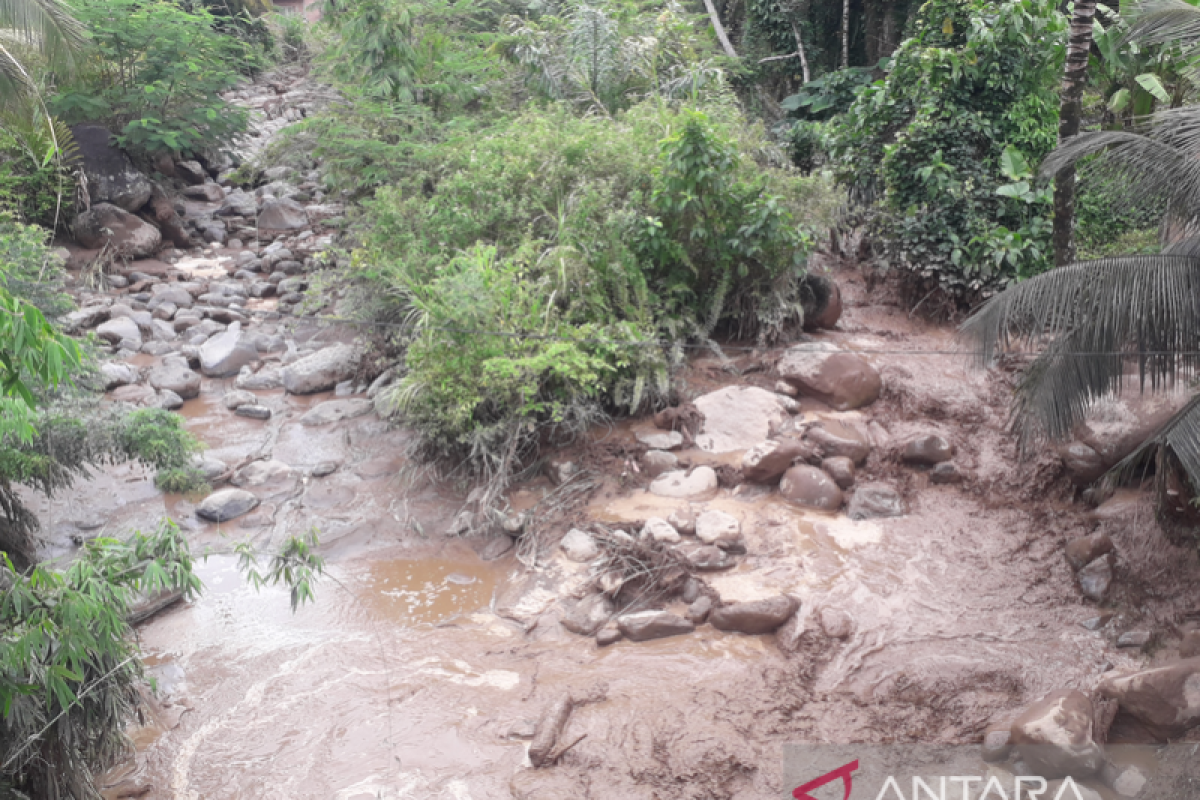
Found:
<box><xmin>1053</xmin><ymin>0</ymin><xmax>1097</xmax><ymax>267</ymax></box>
<box><xmin>842</xmin><ymin>0</ymin><xmax>851</xmax><ymax>68</ymax></box>
<box><xmin>791</xmin><ymin>21</ymin><xmax>811</xmax><ymax>83</ymax></box>
<box><xmin>703</xmin><ymin>0</ymin><xmax>739</xmax><ymax>59</ymax></box>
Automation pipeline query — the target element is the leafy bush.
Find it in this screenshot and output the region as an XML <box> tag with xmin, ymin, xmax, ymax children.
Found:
<box><xmin>359</xmin><ymin>100</ymin><xmax>838</xmax><ymax>484</ymax></box>
<box><xmin>1075</xmin><ymin>170</ymin><xmax>1166</xmax><ymax>259</ymax></box>
<box><xmin>50</xmin><ymin>0</ymin><xmax>262</xmax><ymax>158</ymax></box>
<box><xmin>827</xmin><ymin>0</ymin><xmax>1064</xmax><ymax>305</ymax></box>
<box><xmin>116</xmin><ymin>407</ymin><xmax>207</xmax><ymax>490</ymax></box>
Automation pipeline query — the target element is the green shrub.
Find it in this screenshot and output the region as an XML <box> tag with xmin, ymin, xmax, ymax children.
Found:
<box><xmin>116</xmin><ymin>408</ymin><xmax>204</xmax><ymax>473</ymax></box>
<box><xmin>50</xmin><ymin>0</ymin><xmax>262</xmax><ymax>158</ymax></box>
<box><xmin>360</xmin><ymin>100</ymin><xmax>838</xmax><ymax>479</ymax></box>
<box><xmin>827</xmin><ymin>0</ymin><xmax>1064</xmax><ymax>305</ymax></box>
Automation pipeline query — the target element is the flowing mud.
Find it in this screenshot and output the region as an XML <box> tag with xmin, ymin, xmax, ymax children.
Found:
<box><xmin>65</xmin><ymin>258</ymin><xmax>1200</xmax><ymax>800</ymax></box>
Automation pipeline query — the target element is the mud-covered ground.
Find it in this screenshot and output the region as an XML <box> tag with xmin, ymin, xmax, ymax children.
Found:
<box><xmin>60</xmin><ymin>256</ymin><xmax>1200</xmax><ymax>800</ymax></box>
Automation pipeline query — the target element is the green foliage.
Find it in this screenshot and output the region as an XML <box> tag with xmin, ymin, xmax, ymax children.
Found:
<box><xmin>1075</xmin><ymin>170</ymin><xmax>1166</xmax><ymax>259</ymax></box>
<box><xmin>270</xmin><ymin>10</ymin><xmax>311</xmax><ymax>63</ymax></box>
<box><xmin>0</xmin><ymin>210</ymin><xmax>72</xmax><ymax>320</ymax></box>
<box><xmin>781</xmin><ymin>65</ymin><xmax>879</xmax><ymax>120</ymax></box>
<box><xmin>828</xmin><ymin>0</ymin><xmax>1065</xmax><ymax>304</ymax></box>
<box><xmin>359</xmin><ymin>100</ymin><xmax>833</xmax><ymax>478</ymax></box>
<box><xmin>0</xmin><ymin>118</ymin><xmax>75</xmax><ymax>230</ymax></box>
<box><xmin>0</xmin><ymin>519</ymin><xmax>199</xmax><ymax>799</ymax></box>
<box><xmin>115</xmin><ymin>408</ymin><xmax>207</xmax><ymax>493</ymax></box>
<box><xmin>235</xmin><ymin>528</ymin><xmax>325</xmax><ymax>611</ymax></box>
<box><xmin>50</xmin><ymin>0</ymin><xmax>261</xmax><ymax>158</ymax></box>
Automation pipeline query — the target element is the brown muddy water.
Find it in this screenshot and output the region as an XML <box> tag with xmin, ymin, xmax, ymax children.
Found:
<box><xmin>55</xmin><ymin>262</ymin><xmax>1200</xmax><ymax>799</ymax></box>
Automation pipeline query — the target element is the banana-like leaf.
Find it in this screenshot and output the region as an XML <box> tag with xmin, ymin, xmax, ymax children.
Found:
<box><xmin>959</xmin><ymin>250</ymin><xmax>1200</xmax><ymax>446</ymax></box>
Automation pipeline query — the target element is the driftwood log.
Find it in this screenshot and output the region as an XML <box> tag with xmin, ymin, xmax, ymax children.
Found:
<box><xmin>528</xmin><ymin>683</ymin><xmax>608</xmax><ymax>768</ymax></box>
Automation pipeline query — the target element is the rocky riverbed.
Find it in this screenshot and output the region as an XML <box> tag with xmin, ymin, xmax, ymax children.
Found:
<box><xmin>38</xmin><ymin>65</ymin><xmax>1200</xmax><ymax>799</ymax></box>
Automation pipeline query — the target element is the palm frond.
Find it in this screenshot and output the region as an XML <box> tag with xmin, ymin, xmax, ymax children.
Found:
<box><xmin>960</xmin><ymin>254</ymin><xmax>1200</xmax><ymax>442</ymax></box>
<box><xmin>1122</xmin><ymin>0</ymin><xmax>1200</xmax><ymax>51</ymax></box>
<box><xmin>1108</xmin><ymin>393</ymin><xmax>1200</xmax><ymax>494</ymax></box>
<box><xmin>0</xmin><ymin>0</ymin><xmax>85</xmax><ymax>73</ymax></box>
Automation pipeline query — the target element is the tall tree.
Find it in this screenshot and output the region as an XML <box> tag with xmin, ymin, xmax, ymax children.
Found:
<box><xmin>1051</xmin><ymin>0</ymin><xmax>1099</xmax><ymax>266</ymax></box>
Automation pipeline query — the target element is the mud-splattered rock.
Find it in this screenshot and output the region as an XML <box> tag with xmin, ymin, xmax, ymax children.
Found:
<box><xmin>236</xmin><ymin>364</ymin><xmax>284</xmax><ymax>391</ymax></box>
<box><xmin>901</xmin><ymin>434</ymin><xmax>955</xmax><ymax>465</ymax></box>
<box><xmin>821</xmin><ymin>456</ymin><xmax>855</xmax><ymax>489</ymax></box>
<box><xmin>649</xmin><ymin>467</ymin><xmax>718</xmax><ymax>499</ymax></box>
<box><xmin>642</xmin><ymin>450</ymin><xmax>678</xmax><ymax>478</ymax></box>
<box><xmin>930</xmin><ymin>462</ymin><xmax>962</xmax><ymax>484</ymax></box>
<box><xmin>222</xmin><ymin>390</ymin><xmax>257</xmax><ymax>410</ymax></box>
<box><xmin>1060</xmin><ymin>441</ymin><xmax>1107</xmax><ymax>486</ymax></box>
<box><xmin>806</xmin><ymin>423</ymin><xmax>872</xmax><ymax>465</ymax></box>
<box><xmin>1065</xmin><ymin>533</ymin><xmax>1114</xmax><ymax>572</ymax></box>
<box><xmin>148</xmin><ymin>362</ymin><xmax>201</xmax><ymax>400</ymax></box>
<box><xmin>675</xmin><ymin>542</ymin><xmax>735</xmax><ymax>571</ymax></box>
<box><xmin>636</xmin><ymin>430</ymin><xmax>683</xmax><ymax>450</ymax></box>
<box><xmin>1117</xmin><ymin>630</ymin><xmax>1151</xmax><ymax>649</ymax></box>
<box><xmin>695</xmin><ymin>510</ymin><xmax>739</xmax><ymax>545</ymax></box>
<box><xmin>817</xmin><ymin>607</ymin><xmax>854</xmax><ymax>640</ymax></box>
<box><xmin>779</xmin><ymin>465</ymin><xmax>843</xmax><ymax>512</ymax></box>
<box><xmin>668</xmin><ymin>506</ymin><xmax>696</xmax><ymax>535</ymax></box>
<box><xmin>282</xmin><ymin>343</ymin><xmax>360</xmax><ymax>395</ymax></box>
<box><xmin>642</xmin><ymin>517</ymin><xmax>681</xmax><ymax>544</ymax></box>
<box><xmin>693</xmin><ymin>386</ymin><xmax>789</xmax><ymax>452</ymax></box>
<box><xmin>235</xmin><ymin>404</ymin><xmax>271</xmax><ymax>420</ymax></box>
<box><xmin>847</xmin><ymin>482</ymin><xmax>905</xmax><ymax>520</ymax></box>
<box><xmin>560</xmin><ymin>529</ymin><xmax>599</xmax><ymax>563</ymax></box>
<box><xmin>1098</xmin><ymin>657</ymin><xmax>1200</xmax><ymax>740</ymax></box>
<box><xmin>231</xmin><ymin>459</ymin><xmax>293</xmax><ymax>488</ymax></box>
<box><xmin>561</xmin><ymin>594</ymin><xmax>614</xmax><ymax>636</ymax></box>
<box><xmin>742</xmin><ymin>439</ymin><xmax>812</xmax><ymax>484</ymax></box>
<box><xmin>257</xmin><ymin>197</ymin><xmax>308</xmax><ymax>230</ymax></box>
<box><xmin>199</xmin><ymin>322</ymin><xmax>258</xmax><ymax>378</ymax></box>
<box><xmin>686</xmin><ymin>595</ymin><xmax>713</xmax><ymax>624</ymax></box>
<box><xmin>73</xmin><ymin>125</ymin><xmax>152</xmax><ymax>211</ymax></box>
<box><xmin>300</xmin><ymin>398</ymin><xmax>374</xmax><ymax>426</ymax></box>
<box><xmin>1010</xmin><ymin>689</ymin><xmax>1103</xmax><ymax>779</ymax></box>
<box><xmin>1077</xmin><ymin>556</ymin><xmax>1113</xmax><ymax>603</ymax></box>
<box><xmin>596</xmin><ymin>622</ymin><xmax>622</xmax><ymax>646</ymax></box>
<box><xmin>616</xmin><ymin>610</ymin><xmax>694</xmax><ymax>642</ymax></box>
<box><xmin>777</xmin><ymin>343</ymin><xmax>881</xmax><ymax>411</ymax></box>
<box><xmin>196</xmin><ymin>488</ymin><xmax>260</xmax><ymax>522</ymax></box>
<box><xmin>709</xmin><ymin>595</ymin><xmax>799</xmax><ymax>635</ymax></box>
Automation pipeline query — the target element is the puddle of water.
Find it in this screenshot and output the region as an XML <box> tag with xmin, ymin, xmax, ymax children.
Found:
<box><xmin>354</xmin><ymin>558</ymin><xmax>499</xmax><ymax>625</ymax></box>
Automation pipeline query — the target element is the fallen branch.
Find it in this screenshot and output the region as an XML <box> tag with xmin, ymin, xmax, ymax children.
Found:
<box><xmin>529</xmin><ymin>694</ymin><xmax>575</xmax><ymax>768</ymax></box>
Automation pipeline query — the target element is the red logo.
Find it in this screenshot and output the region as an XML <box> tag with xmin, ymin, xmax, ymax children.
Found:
<box><xmin>793</xmin><ymin>760</ymin><xmax>860</xmax><ymax>800</ymax></box>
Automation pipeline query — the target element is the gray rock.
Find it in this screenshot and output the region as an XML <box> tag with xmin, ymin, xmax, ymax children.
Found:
<box><xmin>222</xmin><ymin>390</ymin><xmax>258</xmax><ymax>410</ymax></box>
<box><xmin>742</xmin><ymin>438</ymin><xmax>815</xmax><ymax>484</ymax></box>
<box><xmin>616</xmin><ymin>610</ymin><xmax>694</xmax><ymax>642</ymax></box>
<box><xmin>282</xmin><ymin>343</ymin><xmax>360</xmax><ymax>395</ymax></box>
<box><xmin>64</xmin><ymin>305</ymin><xmax>111</xmax><ymax>331</ymax></box>
<box><xmin>806</xmin><ymin>423</ymin><xmax>872</xmax><ymax>465</ymax></box>
<box><xmin>311</xmin><ymin>461</ymin><xmax>340</xmax><ymax>478</ymax></box>
<box><xmin>193</xmin><ymin>455</ymin><xmax>227</xmax><ymax>481</ymax></box>
<box><xmin>235</xmin><ymin>404</ymin><xmax>271</xmax><ymax>420</ymax></box>
<box><xmin>199</xmin><ymin>322</ymin><xmax>258</xmax><ymax>377</ymax></box>
<box><xmin>821</xmin><ymin>456</ymin><xmax>856</xmax><ymax>489</ymax></box>
<box><xmin>147</xmin><ymin>362</ymin><xmax>201</xmax><ymax>400</ymax></box>
<box><xmin>709</xmin><ymin>595</ymin><xmax>799</xmax><ymax>635</ymax></box>
<box><xmin>668</xmin><ymin>507</ymin><xmax>696</xmax><ymax>534</ymax></box>
<box><xmin>218</xmin><ymin>188</ymin><xmax>257</xmax><ymax>217</ymax></box>
<box><xmin>561</xmin><ymin>594</ymin><xmax>613</xmax><ymax>636</ymax></box>
<box><xmin>686</xmin><ymin>595</ymin><xmax>713</xmax><ymax>624</ymax></box>
<box><xmin>1099</xmin><ymin>656</ymin><xmax>1200</xmax><ymax>739</ymax></box>
<box><xmin>930</xmin><ymin>462</ymin><xmax>962</xmax><ymax>484</ymax></box>
<box><xmin>73</xmin><ymin>124</ymin><xmax>153</xmax><ymax>211</ymax></box>
<box><xmin>231</xmin><ymin>459</ymin><xmax>293</xmax><ymax>488</ymax></box>
<box><xmin>73</xmin><ymin>203</ymin><xmax>161</xmax><ymax>258</ymax></box>
<box><xmin>643</xmin><ymin>450</ymin><xmax>678</xmax><ymax>478</ymax></box>
<box><xmin>675</xmin><ymin>542</ymin><xmax>735</xmax><ymax>571</ymax></box>
<box><xmin>1117</xmin><ymin>630</ymin><xmax>1151</xmax><ymax>649</ymax></box>
<box><xmin>1065</xmin><ymin>533</ymin><xmax>1115</xmax><ymax>571</ymax></box>
<box><xmin>649</xmin><ymin>467</ymin><xmax>719</xmax><ymax>499</ymax></box>
<box><xmin>299</xmin><ymin>398</ymin><xmax>374</xmax><ymax>426</ymax></box>
<box><xmin>695</xmin><ymin>510</ymin><xmax>740</xmax><ymax>545</ymax></box>
<box><xmin>175</xmin><ymin>160</ymin><xmax>208</xmax><ymax>185</ymax></box>
<box><xmin>560</xmin><ymin>529</ymin><xmax>599</xmax><ymax>562</ymax></box>
<box><xmin>641</xmin><ymin>517</ymin><xmax>681</xmax><ymax>544</ymax></box>
<box><xmin>636</xmin><ymin>429</ymin><xmax>683</xmax><ymax>450</ymax></box>
<box><xmin>847</xmin><ymin>482</ymin><xmax>906</xmax><ymax>520</ymax></box>
<box><xmin>196</xmin><ymin>488</ymin><xmax>260</xmax><ymax>522</ymax></box>
<box><xmin>1078</xmin><ymin>556</ymin><xmax>1113</xmax><ymax>602</ymax></box>
<box><xmin>96</xmin><ymin>316</ymin><xmax>142</xmax><ymax>346</ymax></box>
<box><xmin>236</xmin><ymin>365</ymin><xmax>284</xmax><ymax>391</ymax></box>
<box><xmin>596</xmin><ymin>622</ymin><xmax>622</xmax><ymax>646</ymax></box>
<box><xmin>99</xmin><ymin>362</ymin><xmax>139</xmax><ymax>390</ymax></box>
<box><xmin>182</xmin><ymin>183</ymin><xmax>224</xmax><ymax>202</ymax></box>
<box><xmin>258</xmin><ymin>197</ymin><xmax>308</xmax><ymax>230</ymax></box>
<box><xmin>981</xmin><ymin>728</ymin><xmax>1012</xmax><ymax>763</ymax></box>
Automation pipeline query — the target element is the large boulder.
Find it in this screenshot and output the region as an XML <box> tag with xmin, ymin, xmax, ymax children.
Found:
<box><xmin>99</xmin><ymin>362</ymin><xmax>139</xmax><ymax>390</ymax></box>
<box><xmin>777</xmin><ymin>343</ymin><xmax>882</xmax><ymax>411</ymax></box>
<box><xmin>1010</xmin><ymin>690</ymin><xmax>1104</xmax><ymax>779</ymax></box>
<box><xmin>561</xmin><ymin>594</ymin><xmax>614</xmax><ymax>636</ymax></box>
<box><xmin>196</xmin><ymin>488</ymin><xmax>260</xmax><ymax>522</ymax></box>
<box><xmin>95</xmin><ymin>316</ymin><xmax>142</xmax><ymax>346</ymax></box>
<box><xmin>806</xmin><ymin>422</ymin><xmax>872</xmax><ymax>465</ymax></box>
<box><xmin>779</xmin><ymin>465</ymin><xmax>843</xmax><ymax>511</ymax></box>
<box><xmin>218</xmin><ymin>188</ymin><xmax>257</xmax><ymax>217</ymax></box>
<box><xmin>73</xmin><ymin>203</ymin><xmax>161</xmax><ymax>258</ymax></box>
<box><xmin>1098</xmin><ymin>657</ymin><xmax>1200</xmax><ymax>740</ymax></box>
<box><xmin>257</xmin><ymin>197</ymin><xmax>308</xmax><ymax>230</ymax></box>
<box><xmin>741</xmin><ymin>438</ymin><xmax>814</xmax><ymax>484</ymax></box>
<box><xmin>282</xmin><ymin>343</ymin><xmax>360</xmax><ymax>395</ymax></box>
<box><xmin>231</xmin><ymin>459</ymin><xmax>294</xmax><ymax>488</ymax></box>
<box><xmin>147</xmin><ymin>361</ymin><xmax>201</xmax><ymax>400</ymax></box>
<box><xmin>801</xmin><ymin>272</ymin><xmax>842</xmax><ymax>330</ymax></box>
<box><xmin>616</xmin><ymin>610</ymin><xmax>694</xmax><ymax>642</ymax></box>
<box><xmin>709</xmin><ymin>595</ymin><xmax>799</xmax><ymax>635</ymax></box>
<box><xmin>199</xmin><ymin>322</ymin><xmax>258</xmax><ymax>378</ymax></box>
<box><xmin>901</xmin><ymin>434</ymin><xmax>954</xmax><ymax>465</ymax></box>
<box><xmin>72</xmin><ymin>124</ymin><xmax>152</xmax><ymax>212</ymax></box>
<box><xmin>693</xmin><ymin>386</ymin><xmax>790</xmax><ymax>452</ymax></box>
<box><xmin>695</xmin><ymin>510</ymin><xmax>740</xmax><ymax>546</ymax></box>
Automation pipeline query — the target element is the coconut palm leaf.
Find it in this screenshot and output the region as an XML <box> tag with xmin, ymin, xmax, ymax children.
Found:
<box><xmin>960</xmin><ymin>250</ymin><xmax>1200</xmax><ymax>445</ymax></box>
<box><xmin>1122</xmin><ymin>0</ymin><xmax>1200</xmax><ymax>51</ymax></box>
<box><xmin>1107</xmin><ymin>393</ymin><xmax>1200</xmax><ymax>492</ymax></box>
<box><xmin>0</xmin><ymin>0</ymin><xmax>85</xmax><ymax>71</ymax></box>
